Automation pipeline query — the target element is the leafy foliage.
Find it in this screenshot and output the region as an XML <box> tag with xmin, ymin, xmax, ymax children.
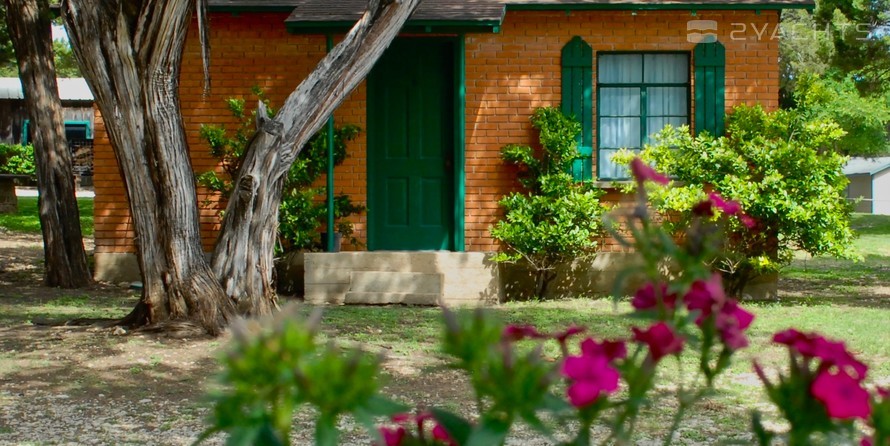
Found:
<box><xmin>616</xmin><ymin>105</ymin><xmax>856</xmax><ymax>295</ymax></box>
<box><xmin>490</xmin><ymin>107</ymin><xmax>609</xmax><ymax>298</ymax></box>
<box><xmin>197</xmin><ymin>308</ymin><xmax>405</xmax><ymax>446</ymax></box>
<box><xmin>196</xmin><ymin>87</ymin><xmax>365</xmax><ymax>253</ymax></box>
<box><xmin>0</xmin><ymin>143</ymin><xmax>35</xmax><ymax>175</ymax></box>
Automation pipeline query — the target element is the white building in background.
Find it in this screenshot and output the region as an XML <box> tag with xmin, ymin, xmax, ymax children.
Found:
<box><xmin>844</xmin><ymin>157</ymin><xmax>890</xmax><ymax>215</ymax></box>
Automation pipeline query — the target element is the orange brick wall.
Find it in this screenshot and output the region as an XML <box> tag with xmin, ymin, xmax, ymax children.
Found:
<box><xmin>93</xmin><ymin>9</ymin><xmax>779</xmax><ymax>255</ymax></box>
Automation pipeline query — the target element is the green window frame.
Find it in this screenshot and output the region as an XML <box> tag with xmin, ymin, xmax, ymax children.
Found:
<box><xmin>596</xmin><ymin>52</ymin><xmax>691</xmax><ymax>180</ymax></box>
<box><xmin>561</xmin><ymin>36</ymin><xmax>593</xmax><ymax>181</ymax></box>
<box><xmin>21</xmin><ymin>119</ymin><xmax>93</xmax><ymax>145</ymax></box>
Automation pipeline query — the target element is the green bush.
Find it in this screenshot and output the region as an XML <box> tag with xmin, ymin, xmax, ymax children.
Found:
<box><xmin>196</xmin><ymin>87</ymin><xmax>365</xmax><ymax>253</ymax></box>
<box><xmin>0</xmin><ymin>143</ymin><xmax>35</xmax><ymax>176</ymax></box>
<box><xmin>490</xmin><ymin>107</ymin><xmax>609</xmax><ymax>298</ymax></box>
<box><xmin>616</xmin><ymin>105</ymin><xmax>855</xmax><ymax>295</ymax></box>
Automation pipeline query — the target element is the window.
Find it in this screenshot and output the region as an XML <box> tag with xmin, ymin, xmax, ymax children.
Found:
<box><xmin>22</xmin><ymin>119</ymin><xmax>93</xmax><ymax>145</ymax></box>
<box><xmin>597</xmin><ymin>53</ymin><xmax>690</xmax><ymax>180</ymax></box>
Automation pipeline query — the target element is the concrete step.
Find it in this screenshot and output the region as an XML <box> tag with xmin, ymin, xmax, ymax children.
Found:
<box><xmin>345</xmin><ymin>292</ymin><xmax>442</xmax><ymax>305</ymax></box>
<box><xmin>348</xmin><ymin>271</ymin><xmax>443</xmax><ymax>294</ymax></box>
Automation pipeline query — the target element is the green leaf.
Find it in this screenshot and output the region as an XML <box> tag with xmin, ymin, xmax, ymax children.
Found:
<box><xmin>466</xmin><ymin>418</ymin><xmax>510</xmax><ymax>446</ymax></box>
<box><xmin>223</xmin><ymin>426</ymin><xmax>259</xmax><ymax>446</ymax></box>
<box><xmin>362</xmin><ymin>395</ymin><xmax>409</xmax><ymax>418</ymax></box>
<box><xmin>314</xmin><ymin>418</ymin><xmax>339</xmax><ymax>446</ymax></box>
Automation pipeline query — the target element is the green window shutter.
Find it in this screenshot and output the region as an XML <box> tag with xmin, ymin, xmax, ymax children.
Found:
<box><xmin>694</xmin><ymin>41</ymin><xmax>725</xmax><ymax>136</ymax></box>
<box><xmin>561</xmin><ymin>36</ymin><xmax>593</xmax><ymax>181</ymax></box>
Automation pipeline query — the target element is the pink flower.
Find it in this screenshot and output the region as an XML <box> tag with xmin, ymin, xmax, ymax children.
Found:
<box><xmin>630</xmin><ymin>157</ymin><xmax>669</xmax><ymax>185</ymax></box>
<box><xmin>502</xmin><ymin>324</ymin><xmax>544</xmax><ymax>342</ymax></box>
<box><xmin>631</xmin><ymin>282</ymin><xmax>678</xmax><ymax>312</ymax></box>
<box><xmin>684</xmin><ymin>273</ymin><xmax>726</xmax><ymax>322</ymax></box>
<box><xmin>708</xmin><ymin>192</ymin><xmax>741</xmax><ymax>215</ymax></box>
<box><xmin>811</xmin><ymin>368</ymin><xmax>872</xmax><ymax>420</ymax></box>
<box><xmin>432</xmin><ymin>423</ymin><xmax>457</xmax><ymax>446</ymax></box>
<box><xmin>860</xmin><ymin>436</ymin><xmax>873</xmax><ymax>446</ymax></box>
<box><xmin>632</xmin><ymin>322</ymin><xmax>685</xmax><ymax>363</ymax></box>
<box><xmin>738</xmin><ymin>213</ymin><xmax>757</xmax><ymax>229</ymax></box>
<box><xmin>581</xmin><ymin>337</ymin><xmax>627</xmax><ymax>361</ymax></box>
<box><xmin>715</xmin><ymin>299</ymin><xmax>754</xmax><ymax>350</ymax></box>
<box><xmin>562</xmin><ymin>338</ymin><xmax>625</xmax><ymax>407</ymax></box>
<box><xmin>773</xmin><ymin>330</ymin><xmax>868</xmax><ymax>380</ymax></box>
<box><xmin>553</xmin><ymin>325</ymin><xmax>586</xmax><ymax>344</ymax></box>
<box><xmin>692</xmin><ymin>199</ymin><xmax>715</xmax><ymax>217</ymax></box>
<box><xmin>378</xmin><ymin>426</ymin><xmax>406</xmax><ymax>446</ymax></box>
<box><xmin>878</xmin><ymin>387</ymin><xmax>890</xmax><ymax>399</ymax></box>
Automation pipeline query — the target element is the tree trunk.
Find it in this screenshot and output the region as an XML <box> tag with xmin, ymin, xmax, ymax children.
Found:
<box><xmin>4</xmin><ymin>0</ymin><xmax>91</xmax><ymax>288</ymax></box>
<box><xmin>212</xmin><ymin>0</ymin><xmax>421</xmax><ymax>313</ymax></box>
<box><xmin>61</xmin><ymin>0</ymin><xmax>234</xmax><ymax>335</ymax></box>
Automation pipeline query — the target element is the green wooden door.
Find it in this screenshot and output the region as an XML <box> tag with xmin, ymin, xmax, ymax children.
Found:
<box><xmin>367</xmin><ymin>39</ymin><xmax>455</xmax><ymax>251</ymax></box>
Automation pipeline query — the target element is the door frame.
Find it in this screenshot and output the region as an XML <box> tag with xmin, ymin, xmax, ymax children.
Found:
<box><xmin>366</xmin><ymin>35</ymin><xmax>466</xmax><ymax>252</ymax></box>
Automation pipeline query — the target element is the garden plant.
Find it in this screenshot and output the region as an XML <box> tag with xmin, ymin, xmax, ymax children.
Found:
<box><xmin>614</xmin><ymin>104</ymin><xmax>855</xmax><ymax>296</ymax></box>
<box><xmin>200</xmin><ymin>158</ymin><xmax>889</xmax><ymax>445</ymax></box>
<box><xmin>490</xmin><ymin>107</ymin><xmax>610</xmax><ymax>298</ymax></box>
<box><xmin>197</xmin><ymin>87</ymin><xmax>365</xmax><ymax>253</ymax></box>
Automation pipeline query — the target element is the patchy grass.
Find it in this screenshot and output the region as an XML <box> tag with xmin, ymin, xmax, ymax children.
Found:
<box><xmin>0</xmin><ymin>197</ymin><xmax>93</xmax><ymax>236</ymax></box>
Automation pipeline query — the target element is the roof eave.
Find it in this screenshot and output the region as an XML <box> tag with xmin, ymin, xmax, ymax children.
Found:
<box><xmin>285</xmin><ymin>19</ymin><xmax>503</xmax><ymax>35</ymax></box>
<box><xmin>506</xmin><ymin>3</ymin><xmax>814</xmax><ymax>12</ymax></box>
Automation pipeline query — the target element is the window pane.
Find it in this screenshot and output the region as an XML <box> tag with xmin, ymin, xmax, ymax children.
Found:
<box><xmin>600</xmin><ymin>117</ymin><xmax>641</xmax><ymax>148</ymax></box>
<box><xmin>599</xmin><ymin>148</ymin><xmax>639</xmax><ymax>179</ymax></box>
<box><xmin>599</xmin><ymin>87</ymin><xmax>641</xmax><ymax>116</ymax></box>
<box><xmin>599</xmin><ymin>54</ymin><xmax>643</xmax><ymax>83</ymax></box>
<box><xmin>647</xmin><ymin>116</ymin><xmax>688</xmax><ymax>142</ymax></box>
<box><xmin>643</xmin><ymin>54</ymin><xmax>689</xmax><ymax>83</ymax></box>
<box><xmin>647</xmin><ymin>87</ymin><xmax>687</xmax><ymax>116</ymax></box>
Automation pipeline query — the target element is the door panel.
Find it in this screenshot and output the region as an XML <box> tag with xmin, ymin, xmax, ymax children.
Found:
<box><xmin>368</xmin><ymin>39</ymin><xmax>455</xmax><ymax>250</ymax></box>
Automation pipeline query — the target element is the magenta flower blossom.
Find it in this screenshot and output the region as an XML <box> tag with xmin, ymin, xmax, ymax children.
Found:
<box><xmin>561</xmin><ymin>338</ymin><xmax>625</xmax><ymax>407</ymax></box>
<box><xmin>630</xmin><ymin>157</ymin><xmax>670</xmax><ymax>185</ymax></box>
<box><xmin>632</xmin><ymin>322</ymin><xmax>685</xmax><ymax>363</ymax></box>
<box><xmin>683</xmin><ymin>273</ymin><xmax>726</xmax><ymax>322</ymax></box>
<box><xmin>502</xmin><ymin>324</ymin><xmax>544</xmax><ymax>342</ymax></box>
<box><xmin>631</xmin><ymin>282</ymin><xmax>678</xmax><ymax>312</ymax></box>
<box><xmin>715</xmin><ymin>299</ymin><xmax>755</xmax><ymax>350</ymax></box>
<box><xmin>432</xmin><ymin>424</ymin><xmax>457</xmax><ymax>446</ymax></box>
<box><xmin>691</xmin><ymin>192</ymin><xmax>756</xmax><ymax>228</ymax></box>
<box><xmin>708</xmin><ymin>192</ymin><xmax>741</xmax><ymax>215</ymax></box>
<box><xmin>773</xmin><ymin>329</ymin><xmax>868</xmax><ymax>380</ymax></box>
<box><xmin>378</xmin><ymin>426</ymin><xmax>406</xmax><ymax>446</ymax></box>
<box><xmin>811</xmin><ymin>368</ymin><xmax>872</xmax><ymax>420</ymax></box>
<box><xmin>552</xmin><ymin>325</ymin><xmax>586</xmax><ymax>345</ymax></box>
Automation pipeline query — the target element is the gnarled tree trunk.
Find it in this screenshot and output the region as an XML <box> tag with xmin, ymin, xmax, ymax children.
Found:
<box><xmin>61</xmin><ymin>0</ymin><xmax>234</xmax><ymax>334</ymax></box>
<box><xmin>4</xmin><ymin>0</ymin><xmax>92</xmax><ymax>288</ymax></box>
<box><xmin>211</xmin><ymin>0</ymin><xmax>421</xmax><ymax>314</ymax></box>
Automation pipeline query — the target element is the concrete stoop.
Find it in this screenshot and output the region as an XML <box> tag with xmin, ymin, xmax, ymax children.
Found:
<box><xmin>303</xmin><ymin>252</ymin><xmax>503</xmax><ymax>306</ymax></box>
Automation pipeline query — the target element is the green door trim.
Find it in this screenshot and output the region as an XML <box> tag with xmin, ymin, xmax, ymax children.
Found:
<box><xmin>453</xmin><ymin>34</ymin><xmax>466</xmax><ymax>252</ymax></box>
<box><xmin>366</xmin><ymin>36</ymin><xmax>465</xmax><ymax>251</ymax></box>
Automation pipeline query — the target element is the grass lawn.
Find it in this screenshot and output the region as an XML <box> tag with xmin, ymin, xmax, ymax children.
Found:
<box><xmin>0</xmin><ymin>196</ymin><xmax>94</xmax><ymax>236</ymax></box>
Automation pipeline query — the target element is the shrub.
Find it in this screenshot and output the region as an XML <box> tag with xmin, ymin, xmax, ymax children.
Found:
<box><xmin>196</xmin><ymin>87</ymin><xmax>365</xmax><ymax>253</ymax></box>
<box><xmin>0</xmin><ymin>143</ymin><xmax>35</xmax><ymax>176</ymax></box>
<box><xmin>490</xmin><ymin>107</ymin><xmax>609</xmax><ymax>298</ymax></box>
<box><xmin>614</xmin><ymin>105</ymin><xmax>855</xmax><ymax>296</ymax></box>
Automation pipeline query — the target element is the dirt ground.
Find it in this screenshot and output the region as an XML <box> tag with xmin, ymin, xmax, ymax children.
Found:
<box><xmin>0</xmin><ymin>234</ymin><xmax>519</xmax><ymax>446</ymax></box>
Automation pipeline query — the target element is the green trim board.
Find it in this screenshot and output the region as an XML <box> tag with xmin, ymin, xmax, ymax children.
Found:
<box><xmin>453</xmin><ymin>35</ymin><xmax>466</xmax><ymax>252</ymax></box>
<box><xmin>366</xmin><ymin>37</ymin><xmax>462</xmax><ymax>251</ymax></box>
<box><xmin>286</xmin><ymin>20</ymin><xmax>501</xmax><ymax>35</ymax></box>
<box><xmin>595</xmin><ymin>52</ymin><xmax>691</xmax><ymax>180</ymax></box>
<box><xmin>507</xmin><ymin>2</ymin><xmax>813</xmax><ymax>11</ymax></box>
<box><xmin>693</xmin><ymin>41</ymin><xmax>726</xmax><ymax>137</ymax></box>
<box><xmin>561</xmin><ymin>36</ymin><xmax>594</xmax><ymax>181</ymax></box>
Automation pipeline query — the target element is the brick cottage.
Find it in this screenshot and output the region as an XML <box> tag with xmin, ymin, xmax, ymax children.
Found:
<box><xmin>91</xmin><ymin>0</ymin><xmax>813</xmax><ymax>303</ymax></box>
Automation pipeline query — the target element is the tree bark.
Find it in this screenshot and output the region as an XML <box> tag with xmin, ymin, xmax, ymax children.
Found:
<box><xmin>212</xmin><ymin>0</ymin><xmax>421</xmax><ymax>313</ymax></box>
<box><xmin>4</xmin><ymin>0</ymin><xmax>91</xmax><ymax>288</ymax></box>
<box><xmin>61</xmin><ymin>0</ymin><xmax>234</xmax><ymax>334</ymax></box>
